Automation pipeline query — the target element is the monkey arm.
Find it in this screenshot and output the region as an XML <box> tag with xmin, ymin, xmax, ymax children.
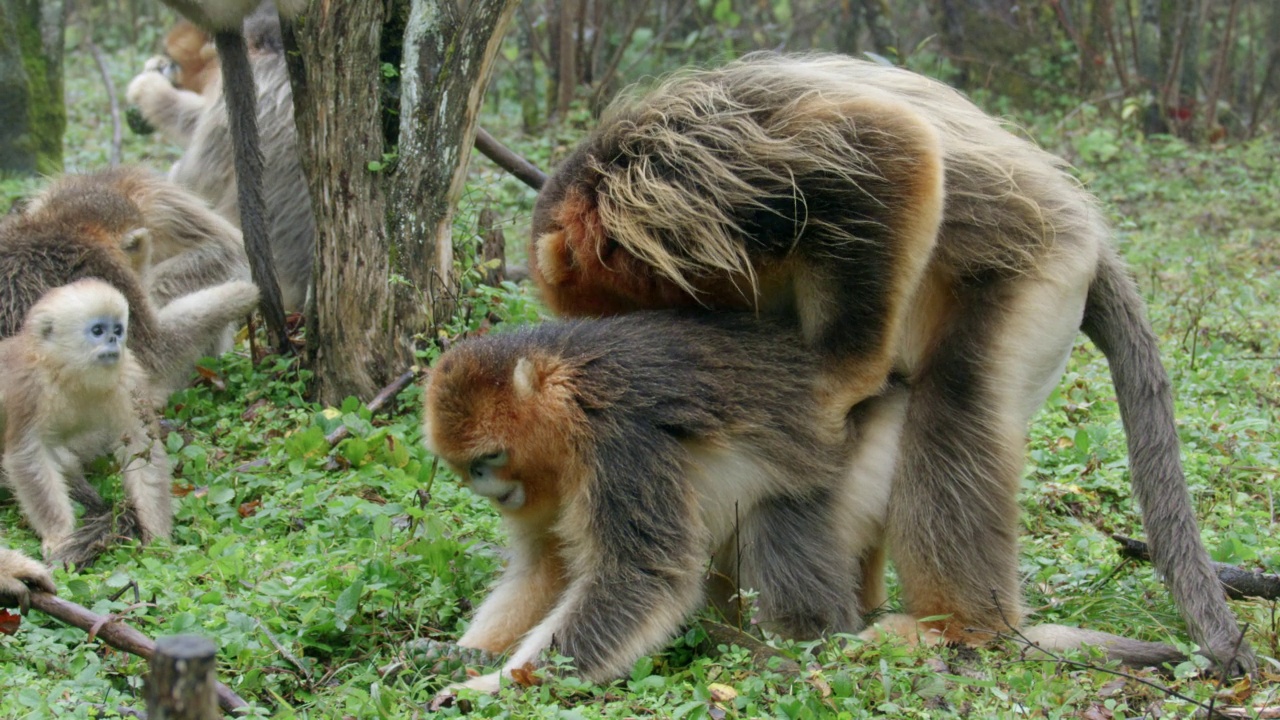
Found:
<box><xmin>3</xmin><ymin>436</ymin><xmax>77</xmax><ymax>559</ymax></box>
<box><xmin>148</xmin><ymin>280</ymin><xmax>260</xmax><ymax>403</ymax></box>
<box><xmin>458</xmin><ymin>529</ymin><xmax>566</xmax><ymax>656</ymax></box>
<box><xmin>0</xmin><ymin>548</ymin><xmax>56</xmax><ymax>613</ymax></box>
<box><xmin>492</xmin><ymin>435</ymin><xmax>707</xmax><ymax>686</ymax></box>
<box><xmin>126</xmin><ymin>68</ymin><xmax>209</xmax><ymax>148</ymax></box>
<box><xmin>147</xmin><ymin>242</ymin><xmax>252</xmax><ymax>307</ymax></box>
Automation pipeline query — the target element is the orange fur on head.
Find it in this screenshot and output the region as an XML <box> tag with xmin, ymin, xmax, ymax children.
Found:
<box><xmin>534</xmin><ymin>188</ymin><xmax>752</xmax><ymax>318</ymax></box>
<box><xmin>424</xmin><ymin>350</ymin><xmax>587</xmax><ymax>521</ymax></box>
<box><xmin>164</xmin><ymin>20</ymin><xmax>220</xmax><ymax>95</ymax></box>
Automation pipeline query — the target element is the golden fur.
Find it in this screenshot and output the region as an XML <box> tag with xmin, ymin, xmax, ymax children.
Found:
<box><xmin>527</xmin><ymin>53</ymin><xmax>1253</xmax><ymax>672</ymax></box>
<box><xmin>0</xmin><ymin>281</ymin><xmax>173</xmax><ymax>567</ymax></box>
<box><xmin>3</xmin><ymin>168</ymin><xmax>260</xmax><ymax>404</ymax></box>
<box><xmin>423</xmin><ymin>314</ymin><xmax>874</xmax><ymax>691</ymax></box>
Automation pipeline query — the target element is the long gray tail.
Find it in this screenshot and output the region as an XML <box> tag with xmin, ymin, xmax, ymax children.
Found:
<box><xmin>1080</xmin><ymin>247</ymin><xmax>1254</xmax><ymax>674</ymax></box>
<box><xmin>1019</xmin><ymin>624</ymin><xmax>1186</xmax><ymax>668</ymax></box>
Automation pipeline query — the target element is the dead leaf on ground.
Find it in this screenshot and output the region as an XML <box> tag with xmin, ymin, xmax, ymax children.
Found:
<box><xmin>0</xmin><ymin>609</ymin><xmax>21</xmax><ymax>635</ymax></box>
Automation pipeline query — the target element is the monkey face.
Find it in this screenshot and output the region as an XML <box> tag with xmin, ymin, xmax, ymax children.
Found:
<box><xmin>83</xmin><ymin>315</ymin><xmax>127</xmax><ymax>366</ymax></box>
<box><xmin>424</xmin><ymin>342</ymin><xmax>589</xmax><ymax>520</ymax></box>
<box><xmin>461</xmin><ymin>451</ymin><xmax>526</xmax><ymax>510</ymax></box>
<box><xmin>26</xmin><ymin>280</ymin><xmax>131</xmax><ymax>385</ymax></box>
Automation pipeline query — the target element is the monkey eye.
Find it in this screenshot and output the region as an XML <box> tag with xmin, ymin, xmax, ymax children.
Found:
<box><xmin>90</xmin><ymin>324</ymin><xmax>106</xmax><ymax>337</ymax></box>
<box><xmin>468</xmin><ymin>450</ymin><xmax>509</xmax><ymax>478</ymax></box>
<box><xmin>114</xmin><ymin>324</ymin><xmax>125</xmax><ymax>337</ymax></box>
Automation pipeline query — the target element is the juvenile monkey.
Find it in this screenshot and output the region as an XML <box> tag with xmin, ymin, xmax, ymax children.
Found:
<box><xmin>128</xmin><ymin>1</ymin><xmax>312</xmax><ymax>314</ymax></box>
<box><xmin>422</xmin><ymin>314</ymin><xmax>1186</xmax><ymax>694</ymax></box>
<box><xmin>0</xmin><ymin>280</ymin><xmax>172</xmax><ymax>567</ymax></box>
<box><xmin>423</xmin><ymin>313</ymin><xmax>877</xmax><ymax>689</ymax></box>
<box><xmin>529</xmin><ymin>53</ymin><xmax>1252</xmax><ymax>672</ymax></box>
<box><xmin>0</xmin><ymin>184</ymin><xmax>260</xmax><ymax>406</ymax></box>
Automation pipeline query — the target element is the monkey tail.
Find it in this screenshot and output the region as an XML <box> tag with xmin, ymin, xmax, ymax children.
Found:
<box><xmin>1080</xmin><ymin>247</ymin><xmax>1254</xmax><ymax>673</ymax></box>
<box><xmin>1018</xmin><ymin>624</ymin><xmax>1186</xmax><ymax>668</ymax></box>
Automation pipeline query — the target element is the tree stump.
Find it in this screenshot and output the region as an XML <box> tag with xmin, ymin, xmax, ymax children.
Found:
<box><xmin>145</xmin><ymin>635</ymin><xmax>220</xmax><ymax>720</ymax></box>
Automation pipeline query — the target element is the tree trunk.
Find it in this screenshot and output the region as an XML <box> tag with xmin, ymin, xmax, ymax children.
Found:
<box><xmin>284</xmin><ymin>0</ymin><xmax>518</xmax><ymax>405</ymax></box>
<box><xmin>554</xmin><ymin>0</ymin><xmax>580</xmax><ymax>119</ymax></box>
<box><xmin>0</xmin><ymin>0</ymin><xmax>66</xmax><ymax>175</ymax></box>
<box><xmin>861</xmin><ymin>0</ymin><xmax>898</xmax><ymax>62</ymax></box>
<box><xmin>518</xmin><ymin>10</ymin><xmax>540</xmax><ymax>133</ymax></box>
<box><xmin>1136</xmin><ymin>0</ymin><xmax>1169</xmax><ymax>133</ymax></box>
<box><xmin>836</xmin><ymin>0</ymin><xmax>862</xmax><ymax>57</ymax></box>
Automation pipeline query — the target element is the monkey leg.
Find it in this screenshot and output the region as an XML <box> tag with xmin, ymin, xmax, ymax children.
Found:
<box><xmin>728</xmin><ymin>490</ymin><xmax>860</xmax><ymax>639</ymax></box>
<box><xmin>4</xmin><ymin>442</ymin><xmax>77</xmax><ymax>559</ymax></box>
<box><xmin>66</xmin><ymin>471</ymin><xmax>110</xmax><ymax>516</ymax></box>
<box><xmin>887</xmin><ymin>277</ymin><xmax>1088</xmax><ymax>644</ymax></box>
<box><xmin>457</xmin><ymin>535</ymin><xmax>566</xmax><ymax>656</ymax></box>
<box><xmin>117</xmin><ymin>419</ymin><xmax>173</xmax><ymax>543</ymax></box>
<box><xmin>837</xmin><ymin>387</ymin><xmax>908</xmax><ymax>619</ymax></box>
<box><xmin>857</xmin><ymin>544</ymin><xmax>888</xmax><ymax>615</ymax></box>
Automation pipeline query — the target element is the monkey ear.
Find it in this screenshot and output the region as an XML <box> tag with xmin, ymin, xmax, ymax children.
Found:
<box><xmin>121</xmin><ymin>228</ymin><xmax>150</xmax><ymax>253</ymax></box>
<box><xmin>534</xmin><ymin>230</ymin><xmax>573</xmax><ymax>286</ymax></box>
<box><xmin>513</xmin><ymin>357</ymin><xmax>542</xmax><ymax>400</ymax></box>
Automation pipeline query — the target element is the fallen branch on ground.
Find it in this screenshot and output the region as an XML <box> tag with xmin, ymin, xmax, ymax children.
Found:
<box><xmin>28</xmin><ymin>592</ymin><xmax>250</xmax><ymax>714</ymax></box>
<box><xmin>325</xmin><ymin>369</ymin><xmax>419</xmax><ymax>446</ymax></box>
<box><xmin>1113</xmin><ymin>535</ymin><xmax>1280</xmax><ymax>600</ymax></box>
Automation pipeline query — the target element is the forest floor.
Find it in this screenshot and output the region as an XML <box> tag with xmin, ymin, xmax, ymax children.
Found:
<box><xmin>1</xmin><ymin>37</ymin><xmax>1278</xmax><ymax>720</ymax></box>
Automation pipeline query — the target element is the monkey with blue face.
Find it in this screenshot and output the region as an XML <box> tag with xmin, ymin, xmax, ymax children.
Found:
<box><xmin>0</xmin><ymin>280</ymin><xmax>173</xmax><ymax>568</ymax></box>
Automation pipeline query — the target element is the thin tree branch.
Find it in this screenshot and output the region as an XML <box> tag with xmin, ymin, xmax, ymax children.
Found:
<box><xmin>473</xmin><ymin>127</ymin><xmax>547</xmax><ymax>190</ymax></box>
<box><xmin>1113</xmin><ymin>535</ymin><xmax>1280</xmax><ymax>600</ymax></box>
<box><xmin>324</xmin><ymin>369</ymin><xmax>419</xmax><ymax>446</ymax></box>
<box><xmin>86</xmin><ymin>39</ymin><xmax>123</xmax><ymax>167</ymax></box>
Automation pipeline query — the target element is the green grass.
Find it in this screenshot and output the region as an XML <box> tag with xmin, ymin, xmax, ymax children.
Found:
<box><xmin>2</xmin><ymin>41</ymin><xmax>1279</xmax><ymax>720</ymax></box>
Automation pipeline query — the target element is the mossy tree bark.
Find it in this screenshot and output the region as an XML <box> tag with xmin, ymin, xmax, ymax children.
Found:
<box><xmin>0</xmin><ymin>0</ymin><xmax>66</xmax><ymax>176</ymax></box>
<box><xmin>283</xmin><ymin>0</ymin><xmax>518</xmax><ymax>405</ymax></box>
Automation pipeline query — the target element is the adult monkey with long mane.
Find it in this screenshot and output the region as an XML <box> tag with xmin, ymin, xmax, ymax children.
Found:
<box><xmin>529</xmin><ymin>53</ymin><xmax>1254</xmax><ymax>673</ymax></box>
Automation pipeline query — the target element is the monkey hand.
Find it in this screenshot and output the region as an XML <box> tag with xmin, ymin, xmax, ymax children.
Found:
<box><xmin>126</xmin><ymin>68</ymin><xmax>176</xmax><ymax>109</ymax></box>
<box><xmin>0</xmin><ymin>549</ymin><xmax>56</xmax><ymax>614</ymax></box>
<box><xmin>427</xmin><ymin>672</ymin><xmax>503</xmax><ymax>711</ymax></box>
<box><xmin>428</xmin><ymin>663</ymin><xmax>545</xmax><ymax>710</ymax></box>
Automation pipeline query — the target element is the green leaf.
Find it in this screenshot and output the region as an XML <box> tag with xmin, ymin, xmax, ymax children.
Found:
<box><xmin>335</xmin><ymin>576</ymin><xmax>365</xmax><ymax>623</ymax></box>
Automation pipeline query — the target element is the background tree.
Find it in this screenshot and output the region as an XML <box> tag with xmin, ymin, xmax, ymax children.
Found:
<box><xmin>284</xmin><ymin>0</ymin><xmax>519</xmax><ymax>405</ymax></box>
<box><xmin>0</xmin><ymin>0</ymin><xmax>67</xmax><ymax>176</ymax></box>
